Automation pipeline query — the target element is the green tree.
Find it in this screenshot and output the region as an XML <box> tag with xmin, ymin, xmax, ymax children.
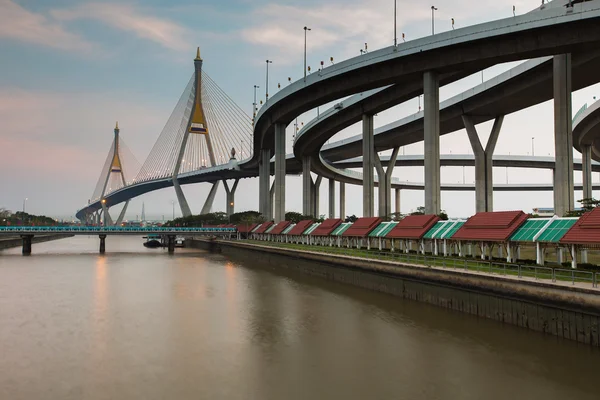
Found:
<box><xmin>345</xmin><ymin>215</ymin><xmax>358</xmax><ymax>223</ymax></box>
<box><xmin>565</xmin><ymin>198</ymin><xmax>600</xmax><ymax>217</ymax></box>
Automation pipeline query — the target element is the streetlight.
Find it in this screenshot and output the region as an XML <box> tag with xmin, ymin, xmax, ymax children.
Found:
<box><xmin>265</xmin><ymin>60</ymin><xmax>273</xmax><ymax>102</ymax></box>
<box><xmin>394</xmin><ymin>0</ymin><xmax>397</xmax><ymax>46</ymax></box>
<box><xmin>171</xmin><ymin>200</ymin><xmax>175</xmax><ymax>220</ymax></box>
<box><xmin>531</xmin><ymin>137</ymin><xmax>535</xmax><ymax>156</ymax></box>
<box><xmin>304</xmin><ymin>26</ymin><xmax>311</xmax><ymax>81</ymax></box>
<box><xmin>23</xmin><ymin>197</ymin><xmax>28</xmax><ymax>214</ymax></box>
<box><xmin>253</xmin><ymin>85</ymin><xmax>259</xmax><ymax>125</ymax></box>
<box><xmin>431</xmin><ymin>6</ymin><xmax>438</xmax><ymax>35</ymax></box>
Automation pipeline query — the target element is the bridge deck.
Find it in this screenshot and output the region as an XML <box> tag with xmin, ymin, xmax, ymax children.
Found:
<box><xmin>0</xmin><ymin>227</ymin><xmax>237</xmax><ymax>236</ymax></box>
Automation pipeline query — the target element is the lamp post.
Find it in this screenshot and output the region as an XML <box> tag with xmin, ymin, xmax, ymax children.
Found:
<box><xmin>23</xmin><ymin>197</ymin><xmax>28</xmax><ymax>214</ymax></box>
<box><xmin>265</xmin><ymin>60</ymin><xmax>273</xmax><ymax>102</ymax></box>
<box><xmin>531</xmin><ymin>137</ymin><xmax>535</xmax><ymax>156</ymax></box>
<box><xmin>171</xmin><ymin>200</ymin><xmax>175</xmax><ymax>220</ymax></box>
<box><xmin>253</xmin><ymin>85</ymin><xmax>259</xmax><ymax>125</ymax></box>
<box><xmin>394</xmin><ymin>0</ymin><xmax>397</xmax><ymax>46</ymax></box>
<box><xmin>431</xmin><ymin>6</ymin><xmax>438</xmax><ymax>35</ymax></box>
<box><xmin>304</xmin><ymin>26</ymin><xmax>311</xmax><ymax>81</ymax></box>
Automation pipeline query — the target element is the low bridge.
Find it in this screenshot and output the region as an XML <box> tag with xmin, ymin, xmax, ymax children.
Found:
<box><xmin>0</xmin><ymin>226</ymin><xmax>236</xmax><ymax>255</ymax></box>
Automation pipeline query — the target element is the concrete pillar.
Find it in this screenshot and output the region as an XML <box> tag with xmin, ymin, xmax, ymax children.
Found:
<box><xmin>328</xmin><ymin>178</ymin><xmax>336</xmax><ymax>218</ymax></box>
<box><xmin>582</xmin><ymin>144</ymin><xmax>593</xmax><ymax>200</ymax></box>
<box><xmin>463</xmin><ymin>115</ymin><xmax>503</xmax><ymax>212</ymax></box>
<box><xmin>167</xmin><ymin>235</ymin><xmax>175</xmax><ymax>254</ymax></box>
<box><xmin>223</xmin><ymin>179</ymin><xmax>239</xmax><ymax>217</ymax></box>
<box><xmin>362</xmin><ymin>114</ymin><xmax>375</xmax><ymax>217</ymax></box>
<box><xmin>115</xmin><ymin>200</ymin><xmax>129</xmax><ymax>226</ymax></box>
<box><xmin>274</xmin><ymin>123</ymin><xmax>286</xmax><ymax>223</ymax></box>
<box><xmin>374</xmin><ymin>147</ymin><xmax>400</xmax><ymax>218</ymax></box>
<box><xmin>302</xmin><ymin>156</ymin><xmax>312</xmax><ymax>216</ymax></box>
<box><xmin>201</xmin><ymin>182</ymin><xmax>220</xmax><ymax>214</ymax></box>
<box><xmin>312</xmin><ymin>175</ymin><xmax>322</xmax><ymax>218</ymax></box>
<box><xmin>99</xmin><ymin>234</ymin><xmax>106</xmax><ymax>254</ymax></box>
<box><xmin>395</xmin><ymin>188</ymin><xmax>401</xmax><ymax>215</ymax></box>
<box><xmin>270</xmin><ymin>180</ymin><xmax>275</xmax><ymax>219</ymax></box>
<box><xmin>553</xmin><ymin>54</ymin><xmax>574</xmax><ymax>217</ymax></box>
<box><xmin>259</xmin><ymin>149</ymin><xmax>271</xmax><ymax>219</ymax></box>
<box><xmin>340</xmin><ymin>182</ymin><xmax>346</xmax><ymax>219</ymax></box>
<box><xmin>21</xmin><ymin>235</ymin><xmax>33</xmax><ymax>256</ymax></box>
<box><xmin>424</xmin><ymin>71</ymin><xmax>441</xmax><ymax>215</ymax></box>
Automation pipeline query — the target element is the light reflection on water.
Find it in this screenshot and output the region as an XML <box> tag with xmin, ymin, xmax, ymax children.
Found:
<box><xmin>0</xmin><ymin>236</ymin><xmax>597</xmax><ymax>400</ymax></box>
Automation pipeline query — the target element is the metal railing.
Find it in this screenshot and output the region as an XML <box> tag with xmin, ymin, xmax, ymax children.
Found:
<box><xmin>0</xmin><ymin>226</ymin><xmax>237</xmax><ymax>234</ymax></box>
<box><xmin>244</xmin><ymin>240</ymin><xmax>598</xmax><ymax>288</ymax></box>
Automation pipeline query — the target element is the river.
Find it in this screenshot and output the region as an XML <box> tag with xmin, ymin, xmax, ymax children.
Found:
<box><xmin>0</xmin><ymin>236</ymin><xmax>597</xmax><ymax>399</ymax></box>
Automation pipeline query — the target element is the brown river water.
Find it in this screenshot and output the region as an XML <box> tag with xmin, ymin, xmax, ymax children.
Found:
<box><xmin>0</xmin><ymin>236</ymin><xmax>598</xmax><ymax>400</ymax></box>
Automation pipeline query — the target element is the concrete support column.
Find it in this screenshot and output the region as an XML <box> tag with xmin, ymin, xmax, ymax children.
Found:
<box><xmin>328</xmin><ymin>178</ymin><xmax>336</xmax><ymax>218</ymax></box>
<box><xmin>259</xmin><ymin>149</ymin><xmax>271</xmax><ymax>219</ymax></box>
<box><xmin>21</xmin><ymin>235</ymin><xmax>33</xmax><ymax>256</ymax></box>
<box><xmin>223</xmin><ymin>179</ymin><xmax>240</xmax><ymax>217</ymax></box>
<box><xmin>201</xmin><ymin>182</ymin><xmax>220</xmax><ymax>214</ymax></box>
<box><xmin>553</xmin><ymin>54</ymin><xmax>574</xmax><ymax>217</ymax></box>
<box><xmin>167</xmin><ymin>235</ymin><xmax>175</xmax><ymax>254</ymax></box>
<box><xmin>274</xmin><ymin>123</ymin><xmax>286</xmax><ymax>223</ymax></box>
<box><xmin>463</xmin><ymin>115</ymin><xmax>504</xmax><ymax>212</ymax></box>
<box><xmin>270</xmin><ymin>181</ymin><xmax>275</xmax><ymax>219</ymax></box>
<box><xmin>362</xmin><ymin>114</ymin><xmax>375</xmax><ymax>217</ymax></box>
<box><xmin>302</xmin><ymin>156</ymin><xmax>312</xmax><ymax>216</ymax></box>
<box><xmin>99</xmin><ymin>234</ymin><xmax>106</xmax><ymax>254</ymax></box>
<box><xmin>374</xmin><ymin>147</ymin><xmax>400</xmax><ymax>218</ymax></box>
<box><xmin>395</xmin><ymin>188</ymin><xmax>401</xmax><ymax>215</ymax></box>
<box><xmin>340</xmin><ymin>182</ymin><xmax>346</xmax><ymax>219</ymax></box>
<box><xmin>115</xmin><ymin>200</ymin><xmax>129</xmax><ymax>226</ymax></box>
<box><xmin>582</xmin><ymin>144</ymin><xmax>593</xmax><ymax>200</ymax></box>
<box><xmin>424</xmin><ymin>71</ymin><xmax>441</xmax><ymax>215</ymax></box>
<box><xmin>312</xmin><ymin>175</ymin><xmax>322</xmax><ymax>218</ymax></box>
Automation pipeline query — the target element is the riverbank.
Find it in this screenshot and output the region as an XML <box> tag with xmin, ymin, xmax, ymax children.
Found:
<box><xmin>0</xmin><ymin>234</ymin><xmax>73</xmax><ymax>251</ymax></box>
<box><xmin>188</xmin><ymin>238</ymin><xmax>600</xmax><ymax>347</ymax></box>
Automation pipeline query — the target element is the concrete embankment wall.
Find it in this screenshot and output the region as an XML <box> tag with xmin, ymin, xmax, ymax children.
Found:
<box><xmin>188</xmin><ymin>238</ymin><xmax>600</xmax><ymax>347</ymax></box>
<box><xmin>0</xmin><ymin>234</ymin><xmax>73</xmax><ymax>251</ymax></box>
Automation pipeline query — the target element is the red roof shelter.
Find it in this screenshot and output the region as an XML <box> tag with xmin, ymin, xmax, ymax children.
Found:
<box><xmin>452</xmin><ymin>211</ymin><xmax>528</xmax><ymax>242</ymax></box>
<box><xmin>253</xmin><ymin>221</ymin><xmax>274</xmax><ymax>234</ymax></box>
<box><xmin>343</xmin><ymin>217</ymin><xmax>382</xmax><ymax>237</ymax></box>
<box><xmin>286</xmin><ymin>220</ymin><xmax>314</xmax><ymax>235</ymax></box>
<box><xmin>269</xmin><ymin>221</ymin><xmax>292</xmax><ymax>235</ymax></box>
<box><xmin>236</xmin><ymin>223</ymin><xmax>259</xmax><ymax>234</ymax></box>
<box><xmin>310</xmin><ymin>218</ymin><xmax>342</xmax><ymax>236</ymax></box>
<box><xmin>561</xmin><ymin>208</ymin><xmax>600</xmax><ymax>245</ymax></box>
<box><xmin>386</xmin><ymin>215</ymin><xmax>440</xmax><ymax>239</ymax></box>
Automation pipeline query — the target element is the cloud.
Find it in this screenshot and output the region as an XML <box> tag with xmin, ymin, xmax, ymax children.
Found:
<box><xmin>239</xmin><ymin>0</ymin><xmax>536</xmax><ymax>65</ymax></box>
<box><xmin>52</xmin><ymin>3</ymin><xmax>190</xmax><ymax>51</ymax></box>
<box><xmin>0</xmin><ymin>0</ymin><xmax>90</xmax><ymax>51</ymax></box>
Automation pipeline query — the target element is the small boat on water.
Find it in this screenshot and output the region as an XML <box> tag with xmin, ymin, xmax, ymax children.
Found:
<box><xmin>143</xmin><ymin>234</ymin><xmax>163</xmax><ymax>248</ymax></box>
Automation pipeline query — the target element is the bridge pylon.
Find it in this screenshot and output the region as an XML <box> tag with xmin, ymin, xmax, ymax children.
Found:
<box><xmin>85</xmin><ymin>122</ymin><xmax>138</xmax><ymax>225</ymax></box>
<box><xmin>172</xmin><ymin>48</ymin><xmax>218</xmax><ymax>218</ymax></box>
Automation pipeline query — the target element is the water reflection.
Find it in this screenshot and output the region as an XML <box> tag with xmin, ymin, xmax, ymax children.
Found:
<box><xmin>0</xmin><ymin>236</ymin><xmax>597</xmax><ymax>400</ymax></box>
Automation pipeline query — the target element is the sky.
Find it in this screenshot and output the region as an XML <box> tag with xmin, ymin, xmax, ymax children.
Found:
<box><xmin>1</xmin><ymin>0</ymin><xmax>599</xmax><ymax>221</ymax></box>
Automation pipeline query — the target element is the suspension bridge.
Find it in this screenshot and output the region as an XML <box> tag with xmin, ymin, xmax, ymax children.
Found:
<box><xmin>77</xmin><ymin>48</ymin><xmax>258</xmax><ymax>224</ymax></box>
<box><xmin>76</xmin><ymin>1</ymin><xmax>600</xmax><ymax>225</ymax></box>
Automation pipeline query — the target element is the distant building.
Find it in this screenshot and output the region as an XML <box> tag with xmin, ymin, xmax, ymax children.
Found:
<box><xmin>532</xmin><ymin>207</ymin><xmax>582</xmax><ymax>217</ymax></box>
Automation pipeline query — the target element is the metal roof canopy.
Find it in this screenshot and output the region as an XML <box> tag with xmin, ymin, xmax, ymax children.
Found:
<box><xmin>332</xmin><ymin>222</ymin><xmax>353</xmax><ymax>236</ymax></box>
<box><xmin>369</xmin><ymin>221</ymin><xmax>399</xmax><ymax>237</ymax></box>
<box><xmin>509</xmin><ymin>216</ymin><xmax>578</xmax><ymax>243</ymax></box>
